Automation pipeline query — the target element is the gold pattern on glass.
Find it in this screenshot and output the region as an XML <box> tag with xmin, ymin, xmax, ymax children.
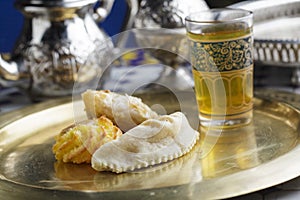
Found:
<box><xmin>193</xmin><ymin>67</ymin><xmax>253</xmax><ymax>116</ymax></box>
<box><xmin>187</xmin><ymin>21</ymin><xmax>254</xmax><ymax>126</ymax></box>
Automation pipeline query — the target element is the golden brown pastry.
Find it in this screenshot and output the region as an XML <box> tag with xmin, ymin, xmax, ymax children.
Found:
<box><xmin>52</xmin><ymin>116</ymin><xmax>122</xmax><ymax>164</ymax></box>
<box><xmin>81</xmin><ymin>89</ymin><xmax>158</xmax><ymax>131</ymax></box>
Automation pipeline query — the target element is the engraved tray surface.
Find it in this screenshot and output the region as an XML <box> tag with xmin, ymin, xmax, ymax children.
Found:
<box><xmin>1</xmin><ymin>90</ymin><xmax>300</xmax><ymax>200</ymax></box>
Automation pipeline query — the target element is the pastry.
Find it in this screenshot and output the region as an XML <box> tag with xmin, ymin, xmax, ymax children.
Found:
<box><xmin>91</xmin><ymin>112</ymin><xmax>199</xmax><ymax>173</ymax></box>
<box><xmin>53</xmin><ymin>116</ymin><xmax>122</xmax><ymax>164</ymax></box>
<box><xmin>81</xmin><ymin>90</ymin><xmax>158</xmax><ymax>131</ymax></box>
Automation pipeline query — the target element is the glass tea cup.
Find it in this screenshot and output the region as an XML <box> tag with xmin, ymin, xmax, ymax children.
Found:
<box><xmin>185</xmin><ymin>8</ymin><xmax>254</xmax><ymax>128</ymax></box>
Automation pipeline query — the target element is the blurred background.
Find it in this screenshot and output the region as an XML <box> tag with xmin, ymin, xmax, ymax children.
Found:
<box><xmin>0</xmin><ymin>0</ymin><xmax>128</xmax><ymax>53</ymax></box>
<box><xmin>0</xmin><ymin>0</ymin><xmax>243</xmax><ymax>53</ymax></box>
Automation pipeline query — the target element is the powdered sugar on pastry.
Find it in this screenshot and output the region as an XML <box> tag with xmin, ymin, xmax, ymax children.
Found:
<box><xmin>91</xmin><ymin>112</ymin><xmax>199</xmax><ymax>173</ymax></box>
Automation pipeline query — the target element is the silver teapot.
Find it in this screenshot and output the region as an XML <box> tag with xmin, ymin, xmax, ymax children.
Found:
<box><xmin>0</xmin><ymin>0</ymin><xmax>137</xmax><ymax>100</ymax></box>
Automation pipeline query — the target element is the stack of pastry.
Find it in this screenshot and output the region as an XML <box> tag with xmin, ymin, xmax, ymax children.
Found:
<box><xmin>52</xmin><ymin>90</ymin><xmax>199</xmax><ymax>173</ymax></box>
<box><xmin>53</xmin><ymin>90</ymin><xmax>157</xmax><ymax>164</ymax></box>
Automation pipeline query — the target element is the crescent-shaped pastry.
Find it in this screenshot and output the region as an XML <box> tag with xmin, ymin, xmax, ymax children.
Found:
<box><xmin>52</xmin><ymin>116</ymin><xmax>122</xmax><ymax>164</ymax></box>
<box><xmin>82</xmin><ymin>90</ymin><xmax>158</xmax><ymax>131</ymax></box>
<box><xmin>91</xmin><ymin>112</ymin><xmax>199</xmax><ymax>173</ymax></box>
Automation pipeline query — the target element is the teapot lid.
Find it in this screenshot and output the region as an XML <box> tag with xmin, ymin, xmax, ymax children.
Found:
<box><xmin>15</xmin><ymin>0</ymin><xmax>98</xmax><ymax>8</ymax></box>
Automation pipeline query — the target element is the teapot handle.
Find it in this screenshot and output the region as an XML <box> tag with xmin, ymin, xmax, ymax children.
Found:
<box><xmin>93</xmin><ymin>0</ymin><xmax>139</xmax><ymax>48</ymax></box>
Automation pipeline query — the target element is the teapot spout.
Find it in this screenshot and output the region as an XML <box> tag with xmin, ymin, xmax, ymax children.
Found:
<box><xmin>0</xmin><ymin>54</ymin><xmax>28</xmax><ymax>88</ymax></box>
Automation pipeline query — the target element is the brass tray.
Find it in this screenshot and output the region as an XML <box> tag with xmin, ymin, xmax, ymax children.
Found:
<box><xmin>1</xmin><ymin>90</ymin><xmax>300</xmax><ymax>200</ymax></box>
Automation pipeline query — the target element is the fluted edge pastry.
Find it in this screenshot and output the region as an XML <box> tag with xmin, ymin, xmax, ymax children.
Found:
<box><xmin>91</xmin><ymin>112</ymin><xmax>199</xmax><ymax>173</ymax></box>
<box><xmin>52</xmin><ymin>116</ymin><xmax>122</xmax><ymax>164</ymax></box>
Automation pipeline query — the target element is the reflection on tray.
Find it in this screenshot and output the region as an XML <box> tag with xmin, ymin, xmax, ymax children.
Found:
<box><xmin>53</xmin><ymin>142</ymin><xmax>202</xmax><ymax>191</ymax></box>
<box><xmin>200</xmin><ymin>124</ymin><xmax>260</xmax><ymax>178</ymax></box>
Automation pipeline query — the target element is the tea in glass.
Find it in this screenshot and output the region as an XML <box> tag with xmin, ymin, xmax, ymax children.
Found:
<box><xmin>185</xmin><ymin>9</ymin><xmax>254</xmax><ymax>128</ymax></box>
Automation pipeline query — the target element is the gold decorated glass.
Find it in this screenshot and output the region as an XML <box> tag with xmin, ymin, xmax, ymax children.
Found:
<box><xmin>185</xmin><ymin>8</ymin><xmax>254</xmax><ymax>128</ymax></box>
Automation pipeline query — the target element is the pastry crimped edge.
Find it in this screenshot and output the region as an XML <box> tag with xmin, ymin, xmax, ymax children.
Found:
<box><xmin>93</xmin><ymin>135</ymin><xmax>198</xmax><ymax>173</ymax></box>
<box><xmin>91</xmin><ymin>112</ymin><xmax>199</xmax><ymax>173</ymax></box>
